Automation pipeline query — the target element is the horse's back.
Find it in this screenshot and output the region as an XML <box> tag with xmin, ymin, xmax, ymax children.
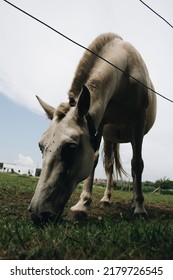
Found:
<box><xmin>99</xmin><ymin>36</ymin><xmax>157</xmax><ymax>143</ymax></box>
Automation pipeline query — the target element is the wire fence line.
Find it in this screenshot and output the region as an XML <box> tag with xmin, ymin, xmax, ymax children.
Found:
<box><xmin>2</xmin><ymin>0</ymin><xmax>173</xmax><ymax>104</ymax></box>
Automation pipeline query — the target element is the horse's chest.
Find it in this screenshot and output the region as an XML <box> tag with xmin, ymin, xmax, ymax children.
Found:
<box><xmin>102</xmin><ymin>100</ymin><xmax>136</xmax><ymax>143</ymax></box>
<box><xmin>103</xmin><ymin>98</ymin><xmax>136</xmax><ymax>125</ymax></box>
<box><xmin>103</xmin><ymin>123</ymin><xmax>132</xmax><ymax>143</ymax></box>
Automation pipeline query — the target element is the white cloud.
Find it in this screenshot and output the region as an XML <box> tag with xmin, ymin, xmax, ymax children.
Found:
<box><xmin>15</xmin><ymin>153</ymin><xmax>35</xmax><ymax>168</ymax></box>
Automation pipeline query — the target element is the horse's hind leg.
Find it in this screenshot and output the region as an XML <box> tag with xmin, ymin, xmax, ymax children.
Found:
<box><xmin>100</xmin><ymin>140</ymin><xmax>114</xmax><ymax>206</ymax></box>
<box><xmin>131</xmin><ymin>110</ymin><xmax>148</xmax><ymax>216</ymax></box>
<box><xmin>69</xmin><ymin>151</ymin><xmax>99</xmax><ymax>220</ymax></box>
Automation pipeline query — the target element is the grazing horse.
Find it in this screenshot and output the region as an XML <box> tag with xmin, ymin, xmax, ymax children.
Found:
<box><xmin>28</xmin><ymin>33</ymin><xmax>156</xmax><ymax>225</ymax></box>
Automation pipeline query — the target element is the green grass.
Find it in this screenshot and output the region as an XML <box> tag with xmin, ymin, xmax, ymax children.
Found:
<box><xmin>0</xmin><ymin>173</ymin><xmax>173</xmax><ymax>260</ymax></box>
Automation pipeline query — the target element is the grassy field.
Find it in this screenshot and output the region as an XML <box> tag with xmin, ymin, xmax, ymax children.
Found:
<box><xmin>0</xmin><ymin>172</ymin><xmax>173</xmax><ymax>260</ymax></box>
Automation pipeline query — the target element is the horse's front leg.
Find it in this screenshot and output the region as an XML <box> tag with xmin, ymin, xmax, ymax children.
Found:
<box><xmin>100</xmin><ymin>174</ymin><xmax>112</xmax><ymax>207</ymax></box>
<box><xmin>69</xmin><ymin>151</ymin><xmax>99</xmax><ymax>220</ymax></box>
<box><xmin>100</xmin><ymin>140</ymin><xmax>114</xmax><ymax>206</ymax></box>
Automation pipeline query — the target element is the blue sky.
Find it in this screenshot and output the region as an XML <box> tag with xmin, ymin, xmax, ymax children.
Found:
<box><xmin>0</xmin><ymin>0</ymin><xmax>173</xmax><ymax>181</ymax></box>
<box><xmin>0</xmin><ymin>93</ymin><xmax>48</xmax><ymax>167</ymax></box>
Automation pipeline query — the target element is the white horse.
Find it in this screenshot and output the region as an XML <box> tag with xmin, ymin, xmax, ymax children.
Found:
<box><xmin>28</xmin><ymin>33</ymin><xmax>156</xmax><ymax>225</ymax></box>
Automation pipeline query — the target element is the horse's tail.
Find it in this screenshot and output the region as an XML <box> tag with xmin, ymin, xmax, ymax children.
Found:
<box><xmin>113</xmin><ymin>143</ymin><xmax>128</xmax><ymax>179</ymax></box>
<box><xmin>103</xmin><ymin>141</ymin><xmax>128</xmax><ymax>180</ymax></box>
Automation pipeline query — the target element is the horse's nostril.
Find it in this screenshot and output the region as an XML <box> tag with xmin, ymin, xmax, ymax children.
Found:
<box><xmin>30</xmin><ymin>212</ymin><xmax>50</xmax><ymax>226</ymax></box>
<box><xmin>30</xmin><ymin>212</ymin><xmax>42</xmax><ymax>226</ymax></box>
<box><xmin>41</xmin><ymin>211</ymin><xmax>63</xmax><ymax>224</ymax></box>
<box><xmin>30</xmin><ymin>211</ymin><xmax>62</xmax><ymax>227</ymax></box>
<box><xmin>41</xmin><ymin>212</ymin><xmax>53</xmax><ymax>223</ymax></box>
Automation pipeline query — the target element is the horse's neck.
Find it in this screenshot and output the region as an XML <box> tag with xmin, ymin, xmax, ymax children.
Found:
<box><xmin>86</xmin><ymin>77</ymin><xmax>117</xmax><ymax>130</ymax></box>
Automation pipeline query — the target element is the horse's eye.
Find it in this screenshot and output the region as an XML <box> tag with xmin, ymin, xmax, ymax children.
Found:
<box><xmin>62</xmin><ymin>143</ymin><xmax>77</xmax><ymax>156</ymax></box>
<box><xmin>61</xmin><ymin>143</ymin><xmax>78</xmax><ymax>164</ymax></box>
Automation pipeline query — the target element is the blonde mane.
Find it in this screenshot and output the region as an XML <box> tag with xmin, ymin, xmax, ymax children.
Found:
<box><xmin>68</xmin><ymin>33</ymin><xmax>122</xmax><ymax>105</ymax></box>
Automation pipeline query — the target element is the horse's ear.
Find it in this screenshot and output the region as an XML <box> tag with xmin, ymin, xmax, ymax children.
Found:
<box><xmin>76</xmin><ymin>85</ymin><xmax>90</xmax><ymax>118</ymax></box>
<box><xmin>36</xmin><ymin>95</ymin><xmax>55</xmax><ymax>120</ymax></box>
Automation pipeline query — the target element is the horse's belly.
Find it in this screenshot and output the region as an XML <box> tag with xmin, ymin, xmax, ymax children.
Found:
<box><xmin>103</xmin><ymin>124</ymin><xmax>132</xmax><ymax>143</ymax></box>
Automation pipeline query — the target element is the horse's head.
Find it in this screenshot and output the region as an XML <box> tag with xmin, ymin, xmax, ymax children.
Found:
<box><xmin>28</xmin><ymin>86</ymin><xmax>97</xmax><ymax>226</ymax></box>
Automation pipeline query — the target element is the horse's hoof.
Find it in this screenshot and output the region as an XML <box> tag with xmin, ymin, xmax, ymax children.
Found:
<box><xmin>68</xmin><ymin>210</ymin><xmax>88</xmax><ymax>221</ymax></box>
<box><xmin>133</xmin><ymin>211</ymin><xmax>148</xmax><ymax>219</ymax></box>
<box><xmin>100</xmin><ymin>201</ymin><xmax>110</xmax><ymax>207</ymax></box>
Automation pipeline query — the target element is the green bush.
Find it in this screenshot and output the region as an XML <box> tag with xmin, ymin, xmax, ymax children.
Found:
<box><xmin>143</xmin><ymin>186</ymin><xmax>156</xmax><ymax>193</ymax></box>
<box><xmin>160</xmin><ymin>189</ymin><xmax>173</xmax><ymax>195</ymax></box>
<box><xmin>155</xmin><ymin>178</ymin><xmax>173</xmax><ymax>190</ymax></box>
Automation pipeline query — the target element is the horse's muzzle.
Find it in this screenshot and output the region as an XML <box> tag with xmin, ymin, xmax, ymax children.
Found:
<box><xmin>29</xmin><ymin>210</ymin><xmax>62</xmax><ymax>227</ymax></box>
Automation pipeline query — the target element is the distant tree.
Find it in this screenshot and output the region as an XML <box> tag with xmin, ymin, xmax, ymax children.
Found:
<box><xmin>155</xmin><ymin>177</ymin><xmax>173</xmax><ymax>190</ymax></box>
